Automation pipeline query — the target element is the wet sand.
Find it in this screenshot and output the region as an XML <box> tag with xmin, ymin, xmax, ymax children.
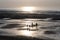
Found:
<box><xmin>0</xmin><ymin>19</ymin><xmax>60</xmax><ymax>40</ymax></box>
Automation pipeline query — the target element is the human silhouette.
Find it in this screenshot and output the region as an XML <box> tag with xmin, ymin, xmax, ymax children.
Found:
<box><xmin>35</xmin><ymin>23</ymin><xmax>38</xmax><ymax>29</ymax></box>
<box><xmin>36</xmin><ymin>23</ymin><xmax>38</xmax><ymax>26</ymax></box>
<box><xmin>31</xmin><ymin>23</ymin><xmax>33</xmax><ymax>27</ymax></box>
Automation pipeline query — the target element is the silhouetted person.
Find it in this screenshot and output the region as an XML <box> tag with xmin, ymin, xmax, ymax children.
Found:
<box><xmin>31</xmin><ymin>23</ymin><xmax>33</xmax><ymax>28</ymax></box>
<box><xmin>36</xmin><ymin>23</ymin><xmax>38</xmax><ymax>26</ymax></box>
<box><xmin>36</xmin><ymin>23</ymin><xmax>38</xmax><ymax>29</ymax></box>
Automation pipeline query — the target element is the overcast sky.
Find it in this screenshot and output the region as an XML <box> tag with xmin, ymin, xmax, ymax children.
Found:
<box><xmin>0</xmin><ymin>0</ymin><xmax>60</xmax><ymax>11</ymax></box>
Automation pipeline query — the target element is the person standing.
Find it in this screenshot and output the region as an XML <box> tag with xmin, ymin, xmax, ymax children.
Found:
<box><xmin>36</xmin><ymin>23</ymin><xmax>38</xmax><ymax>29</ymax></box>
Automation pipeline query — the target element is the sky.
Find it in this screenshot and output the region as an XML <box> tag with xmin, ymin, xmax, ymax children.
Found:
<box><xmin>0</xmin><ymin>0</ymin><xmax>60</xmax><ymax>11</ymax></box>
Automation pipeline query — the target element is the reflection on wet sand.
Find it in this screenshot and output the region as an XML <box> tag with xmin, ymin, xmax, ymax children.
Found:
<box><xmin>0</xmin><ymin>18</ymin><xmax>59</xmax><ymax>40</ymax></box>
<box><xmin>18</xmin><ymin>30</ymin><xmax>37</xmax><ymax>36</ymax></box>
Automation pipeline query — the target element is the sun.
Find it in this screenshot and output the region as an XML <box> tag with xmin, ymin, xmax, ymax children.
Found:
<box><xmin>21</xmin><ymin>6</ymin><xmax>36</xmax><ymax>12</ymax></box>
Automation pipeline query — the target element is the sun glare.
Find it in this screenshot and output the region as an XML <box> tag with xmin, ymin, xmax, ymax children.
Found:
<box><xmin>21</xmin><ymin>6</ymin><xmax>36</xmax><ymax>12</ymax></box>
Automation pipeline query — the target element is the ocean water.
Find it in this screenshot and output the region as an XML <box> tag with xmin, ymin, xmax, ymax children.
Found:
<box><xmin>0</xmin><ymin>18</ymin><xmax>60</xmax><ymax>40</ymax></box>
